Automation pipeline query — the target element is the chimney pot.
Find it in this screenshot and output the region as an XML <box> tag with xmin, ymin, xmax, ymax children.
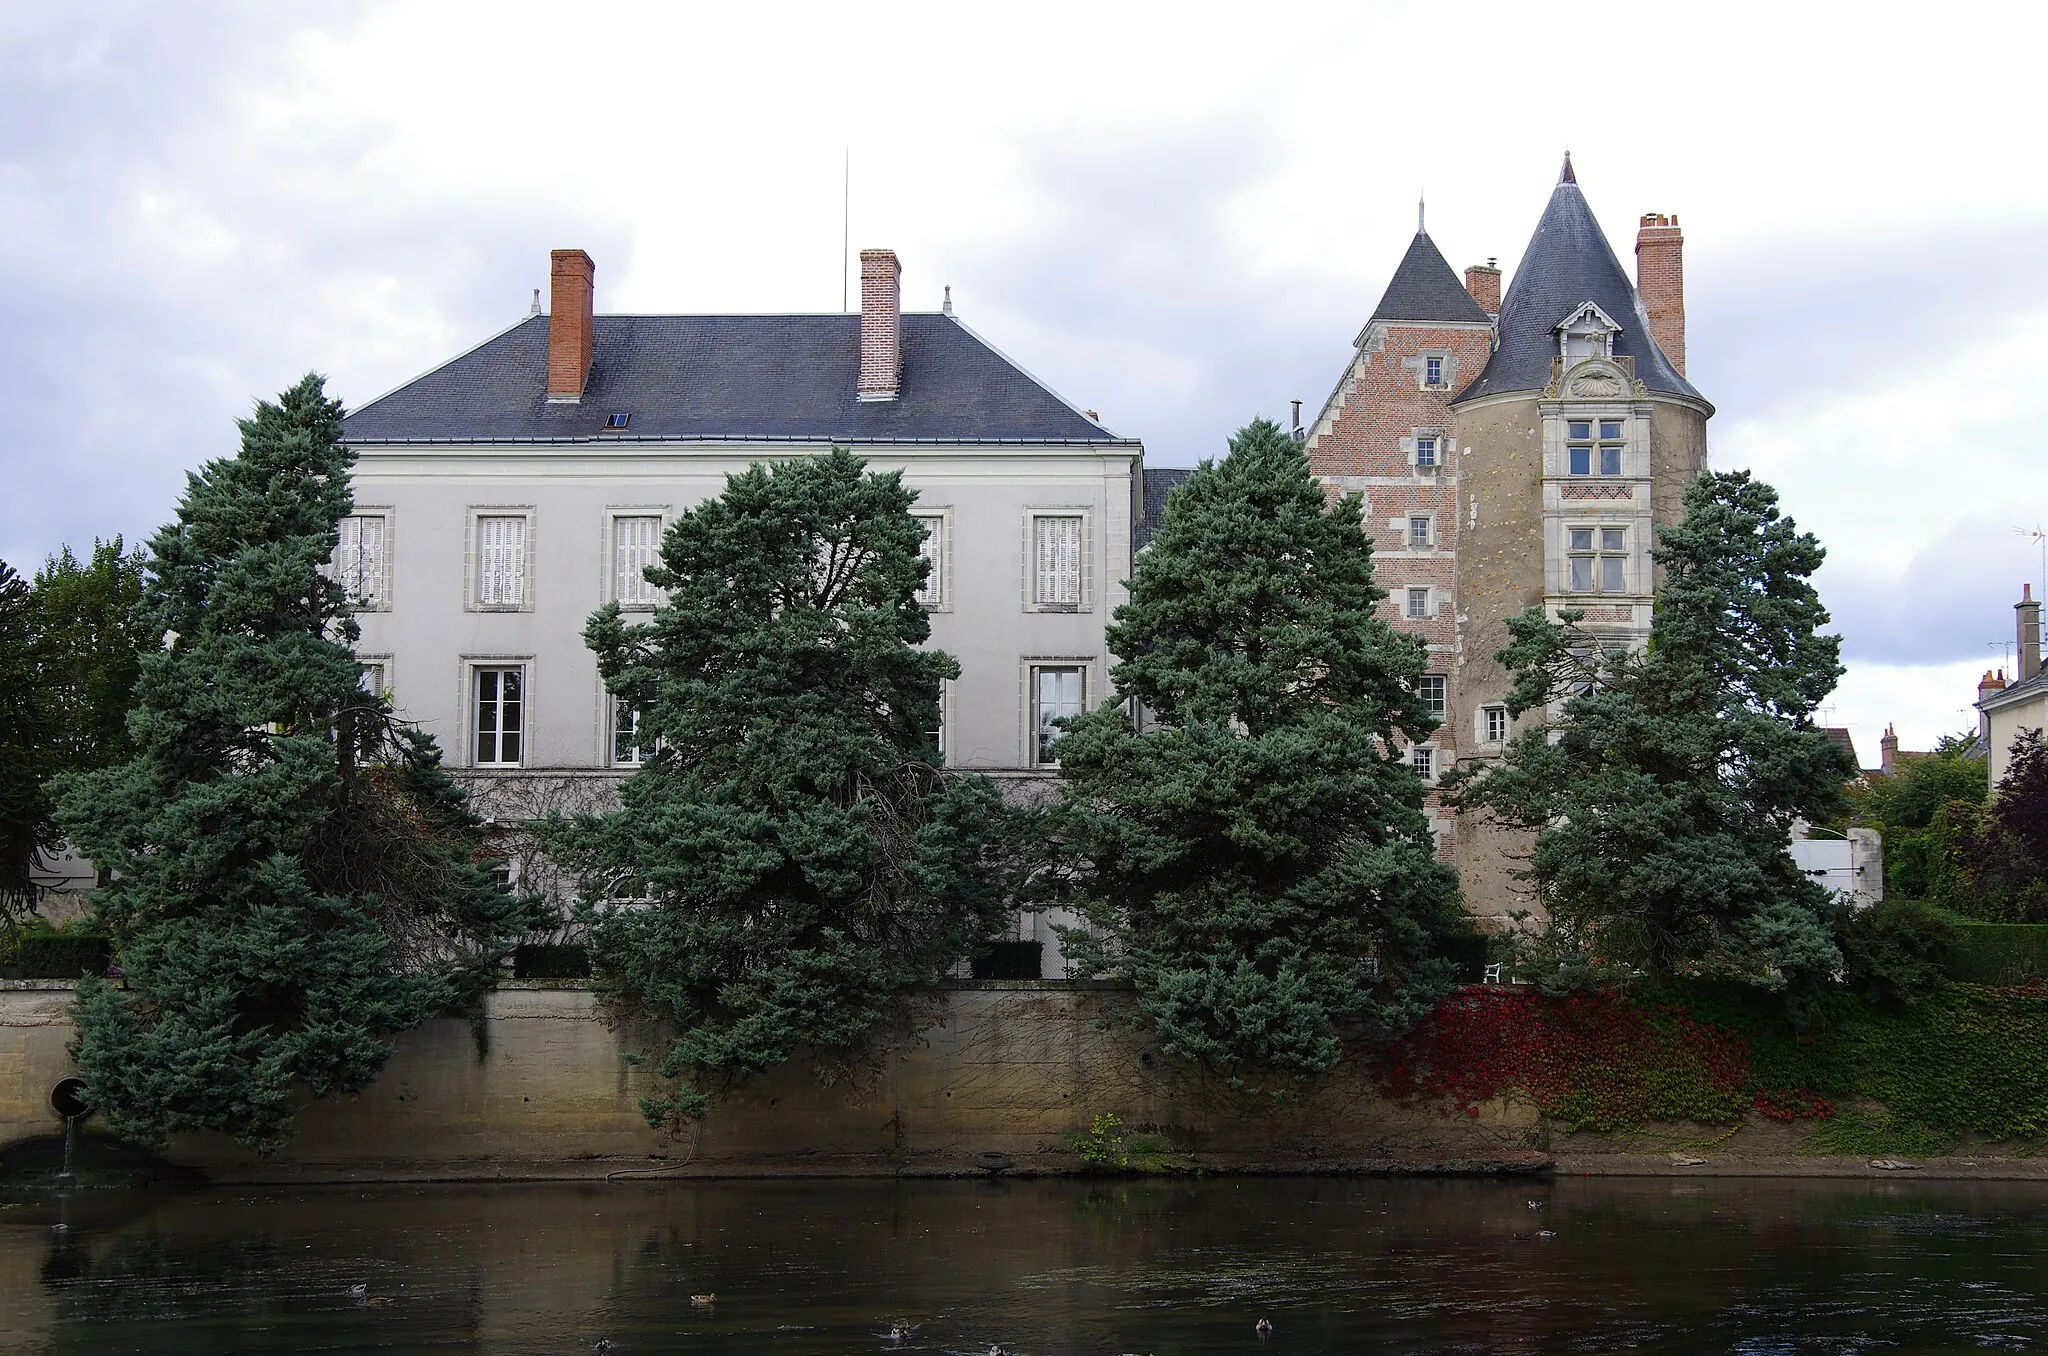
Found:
<box><xmin>857</xmin><ymin>248</ymin><xmax>903</xmax><ymax>401</ymax></box>
<box><xmin>1634</xmin><ymin>215</ymin><xmax>1686</xmax><ymax>376</ymax></box>
<box><xmin>1464</xmin><ymin>262</ymin><xmax>1502</xmax><ymax>316</ymax></box>
<box><xmin>547</xmin><ymin>249</ymin><xmax>596</xmax><ymax>402</ymax></box>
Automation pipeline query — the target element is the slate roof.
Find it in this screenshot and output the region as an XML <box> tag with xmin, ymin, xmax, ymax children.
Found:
<box><xmin>1369</xmin><ymin>232</ymin><xmax>1493</xmax><ymax>326</ymax></box>
<box><xmin>1455</xmin><ymin>166</ymin><xmax>1704</xmax><ymax>405</ymax></box>
<box><xmin>1134</xmin><ymin>466</ymin><xmax>1195</xmax><ymax>551</ymax></box>
<box><xmin>342</xmin><ymin>313</ymin><xmax>1127</xmax><ymax>444</ymax></box>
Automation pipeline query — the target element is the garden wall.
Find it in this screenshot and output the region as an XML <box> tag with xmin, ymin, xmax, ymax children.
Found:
<box><xmin>0</xmin><ymin>980</ymin><xmax>1536</xmax><ymax>1182</ymax></box>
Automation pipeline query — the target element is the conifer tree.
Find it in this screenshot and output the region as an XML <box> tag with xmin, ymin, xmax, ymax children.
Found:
<box><xmin>1961</xmin><ymin>729</ymin><xmax>2048</xmax><ymax>921</ymax></box>
<box><xmin>1039</xmin><ymin>418</ymin><xmax>1465</xmax><ymax>1088</ymax></box>
<box><xmin>539</xmin><ymin>449</ymin><xmax>1007</xmax><ymax>1123</ymax></box>
<box><xmin>55</xmin><ymin>375</ymin><xmax>530</xmax><ymax>1149</ymax></box>
<box><xmin>0</xmin><ymin>559</ymin><xmax>42</xmax><ymax>914</ymax></box>
<box><xmin>1447</xmin><ymin>470</ymin><xmax>1856</xmax><ymax>986</ymax></box>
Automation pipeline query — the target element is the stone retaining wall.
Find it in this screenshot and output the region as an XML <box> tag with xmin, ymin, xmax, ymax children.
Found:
<box><xmin>2</xmin><ymin>980</ymin><xmax>1535</xmax><ymax>1181</ymax></box>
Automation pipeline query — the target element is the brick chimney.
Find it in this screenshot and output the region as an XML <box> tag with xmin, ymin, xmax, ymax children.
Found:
<box><xmin>1880</xmin><ymin>724</ymin><xmax>1899</xmax><ymax>776</ymax></box>
<box><xmin>2019</xmin><ymin>583</ymin><xmax>2042</xmax><ymax>682</ymax></box>
<box><xmin>1635</xmin><ymin>214</ymin><xmax>1685</xmax><ymax>376</ymax></box>
<box><xmin>1464</xmin><ymin>260</ymin><xmax>1501</xmax><ymax>316</ymax></box>
<box><xmin>857</xmin><ymin>248</ymin><xmax>903</xmax><ymax>401</ymax></box>
<box><xmin>1981</xmin><ymin>668</ymin><xmax>2007</xmax><ymax>745</ymax></box>
<box><xmin>547</xmin><ymin>248</ymin><xmax>596</xmax><ymax>403</ymax></box>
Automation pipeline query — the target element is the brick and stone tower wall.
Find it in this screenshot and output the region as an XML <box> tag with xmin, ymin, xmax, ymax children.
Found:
<box><xmin>1305</xmin><ymin>230</ymin><xmax>1495</xmax><ymax>857</ymax></box>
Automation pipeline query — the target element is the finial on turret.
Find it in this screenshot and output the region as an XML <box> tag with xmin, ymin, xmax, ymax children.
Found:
<box><xmin>1418</xmin><ymin>192</ymin><xmax>1425</xmax><ymax>234</ymax></box>
<box><xmin>1559</xmin><ymin>151</ymin><xmax>1576</xmax><ymax>185</ymax></box>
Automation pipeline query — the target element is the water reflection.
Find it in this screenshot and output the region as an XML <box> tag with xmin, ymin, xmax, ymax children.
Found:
<box><xmin>1</xmin><ymin>1176</ymin><xmax>2045</xmax><ymax>1353</ymax></box>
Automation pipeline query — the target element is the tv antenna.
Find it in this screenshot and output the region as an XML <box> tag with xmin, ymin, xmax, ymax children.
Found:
<box><xmin>841</xmin><ymin>146</ymin><xmax>851</xmax><ymax>313</ymax></box>
<box><xmin>2017</xmin><ymin>524</ymin><xmax>2047</xmax><ymax>598</ymax></box>
<box><xmin>1991</xmin><ymin>638</ymin><xmax>2016</xmax><ymax>668</ymax></box>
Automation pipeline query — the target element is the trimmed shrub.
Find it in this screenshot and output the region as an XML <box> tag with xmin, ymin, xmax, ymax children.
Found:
<box><xmin>1838</xmin><ymin>900</ymin><xmax>1956</xmax><ymax>1005</ymax></box>
<box><xmin>512</xmin><ymin>944</ymin><xmax>591</xmax><ymax>980</ymax></box>
<box><xmin>1947</xmin><ymin>923</ymin><xmax>2048</xmax><ymax>985</ymax></box>
<box><xmin>14</xmin><ymin>935</ymin><xmax>113</xmax><ymax>980</ymax></box>
<box><xmin>971</xmin><ymin>941</ymin><xmax>1044</xmax><ymax>980</ymax></box>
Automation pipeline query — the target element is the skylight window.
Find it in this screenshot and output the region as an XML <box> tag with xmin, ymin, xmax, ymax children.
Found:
<box><xmin>605</xmin><ymin>413</ymin><xmax>630</xmax><ymax>429</ymax></box>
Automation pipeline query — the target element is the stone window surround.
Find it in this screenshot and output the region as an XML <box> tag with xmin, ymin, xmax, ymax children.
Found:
<box><xmin>336</xmin><ymin>508</ymin><xmax>394</xmax><ymax>611</ymax></box>
<box><xmin>463</xmin><ymin>655</ymin><xmax>533</xmax><ymax>768</ymax></box>
<box><xmin>914</xmin><ymin>505</ymin><xmax>955</xmax><ymax>613</ymax></box>
<box><xmin>1021</xmin><ymin>656</ymin><xmax>1095</xmax><ymax>768</ymax></box>
<box><xmin>1022</xmin><ymin>507</ymin><xmax>1093</xmax><ymax>614</ymax></box>
<box><xmin>603</xmin><ymin>506</ymin><xmax>669</xmax><ymax>611</ymax></box>
<box><xmin>466</xmin><ymin>506</ymin><xmax>536</xmax><ymax>613</ymax></box>
<box><xmin>358</xmin><ymin>653</ymin><xmax>393</xmax><ymax>702</ymax></box>
<box><xmin>1477</xmin><ymin>703</ymin><xmax>1509</xmax><ymax>747</ymax></box>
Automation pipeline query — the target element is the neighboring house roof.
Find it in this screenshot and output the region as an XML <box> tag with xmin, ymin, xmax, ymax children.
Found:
<box><xmin>1455</xmin><ymin>159</ymin><xmax>1704</xmax><ymax>406</ymax></box>
<box><xmin>1979</xmin><ymin>669</ymin><xmax>2048</xmax><ymax>713</ymax></box>
<box><xmin>342</xmin><ymin>313</ymin><xmax>1128</xmax><ymax>445</ymax></box>
<box><xmin>1134</xmin><ymin>466</ymin><xmax>1195</xmax><ymax>551</ymax></box>
<box><xmin>1368</xmin><ymin>232</ymin><xmax>1492</xmax><ymax>326</ymax></box>
<box><xmin>1823</xmin><ymin>726</ymin><xmax>1860</xmax><ymax>768</ymax></box>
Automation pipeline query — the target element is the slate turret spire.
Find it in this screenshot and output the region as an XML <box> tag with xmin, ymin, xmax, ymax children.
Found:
<box><xmin>1560</xmin><ymin>151</ymin><xmax>1576</xmax><ymax>185</ymax></box>
<box><xmin>1366</xmin><ymin>228</ymin><xmax>1491</xmax><ymax>327</ymax></box>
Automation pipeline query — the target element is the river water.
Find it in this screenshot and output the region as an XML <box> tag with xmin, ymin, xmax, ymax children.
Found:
<box><xmin>2</xmin><ymin>1175</ymin><xmax>2045</xmax><ymax>1353</ymax></box>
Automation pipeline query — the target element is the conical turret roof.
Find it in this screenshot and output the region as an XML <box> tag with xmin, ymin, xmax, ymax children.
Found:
<box><xmin>1369</xmin><ymin>231</ymin><xmax>1492</xmax><ymax>326</ymax></box>
<box><xmin>1455</xmin><ymin>168</ymin><xmax>1702</xmax><ymax>404</ymax></box>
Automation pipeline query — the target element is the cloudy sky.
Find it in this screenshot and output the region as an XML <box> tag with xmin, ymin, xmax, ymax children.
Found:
<box><xmin>3</xmin><ymin>1</ymin><xmax>2043</xmax><ymax>763</ymax></box>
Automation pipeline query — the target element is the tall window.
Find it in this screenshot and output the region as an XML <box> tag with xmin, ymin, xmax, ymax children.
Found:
<box><xmin>1406</xmin><ymin>587</ymin><xmax>1431</xmax><ymax>619</ymax></box>
<box><xmin>359</xmin><ymin>662</ymin><xmax>386</xmax><ymax>697</ymax></box>
<box><xmin>611</xmin><ymin>697</ymin><xmax>642</xmax><ymax>767</ymax></box>
<box><xmin>1033</xmin><ymin>515</ymin><xmax>1082</xmax><ymax>608</ymax></box>
<box><xmin>1033</xmin><ymin>665</ymin><xmax>1085</xmax><ymax>765</ymax></box>
<box><xmin>476</xmin><ymin>515</ymin><xmax>527</xmax><ymax>608</ymax></box>
<box><xmin>612</xmin><ymin>515</ymin><xmax>660</xmax><ymax>608</ymax></box>
<box><xmin>1409</xmin><ymin>745</ymin><xmax>1435</xmax><ymax>779</ymax></box>
<box><xmin>1415</xmin><ymin>435</ymin><xmax>1438</xmax><ymax>469</ymax></box>
<box><xmin>915</xmin><ymin>513</ymin><xmax>945</xmax><ymax>608</ymax></box>
<box><xmin>1567</xmin><ymin>526</ymin><xmax>1628</xmax><ymax>593</ymax></box>
<box><xmin>474</xmin><ymin>666</ymin><xmax>524</xmax><ymax>766</ymax></box>
<box><xmin>1423</xmin><ymin>355</ymin><xmax>1445</xmax><ymax>387</ymax></box>
<box><xmin>1417</xmin><ymin>674</ymin><xmax>1446</xmax><ymax>718</ymax></box>
<box><xmin>334</xmin><ymin>514</ymin><xmax>386</xmax><ymax>606</ymax></box>
<box><xmin>1482</xmin><ymin>705</ymin><xmax>1509</xmax><ymax>744</ymax></box>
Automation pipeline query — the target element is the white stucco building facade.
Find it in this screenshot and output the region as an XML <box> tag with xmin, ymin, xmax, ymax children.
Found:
<box><xmin>339</xmin><ymin>247</ymin><xmax>1154</xmax><ymax>975</ymax></box>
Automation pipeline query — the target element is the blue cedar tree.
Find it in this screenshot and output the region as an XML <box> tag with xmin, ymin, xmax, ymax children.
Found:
<box><xmin>1040</xmin><ymin>418</ymin><xmax>1466</xmax><ymax>1090</ymax></box>
<box><xmin>1445</xmin><ymin>470</ymin><xmax>1856</xmax><ymax>986</ymax></box>
<box><xmin>538</xmin><ymin>449</ymin><xmax>1008</xmax><ymax>1123</ymax></box>
<box><xmin>54</xmin><ymin>374</ymin><xmax>532</xmax><ymax>1149</ymax></box>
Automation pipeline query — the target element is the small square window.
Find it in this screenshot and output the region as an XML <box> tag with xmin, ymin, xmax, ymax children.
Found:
<box><xmin>1483</xmin><ymin>705</ymin><xmax>1509</xmax><ymax>744</ymax></box>
<box><xmin>1417</xmin><ymin>674</ymin><xmax>1446</xmax><ymax>717</ymax></box>
<box><xmin>1409</xmin><ymin>515</ymin><xmax>1431</xmax><ymax>548</ymax></box>
<box><xmin>1601</xmin><ymin>528</ymin><xmax>1625</xmax><ymax>553</ymax></box>
<box><xmin>1599</xmin><ymin>445</ymin><xmax>1622</xmax><ymax>475</ymax></box>
<box><xmin>1416</xmin><ymin>436</ymin><xmax>1438</xmax><ymax>468</ymax></box>
<box><xmin>1569</xmin><ymin>446</ymin><xmax>1591</xmax><ymax>476</ymax></box>
<box><xmin>1599</xmin><ymin>421</ymin><xmax>1622</xmax><ymax>440</ymax></box>
<box><xmin>1409</xmin><ymin>745</ymin><xmax>1435</xmax><ymax>779</ymax></box>
<box><xmin>1568</xmin><ymin>422</ymin><xmax>1591</xmax><ymax>441</ymax></box>
<box><xmin>1570</xmin><ymin>528</ymin><xmax>1594</xmax><ymax>552</ymax></box>
<box><xmin>1406</xmin><ymin>587</ymin><xmax>1431</xmax><ymax>619</ymax></box>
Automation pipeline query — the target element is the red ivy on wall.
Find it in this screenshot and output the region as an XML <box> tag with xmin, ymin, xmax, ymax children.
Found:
<box><xmin>1372</xmin><ymin>987</ymin><xmax>1829</xmax><ymax>1132</ymax></box>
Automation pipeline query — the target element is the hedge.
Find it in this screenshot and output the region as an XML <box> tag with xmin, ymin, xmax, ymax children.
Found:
<box><xmin>512</xmin><ymin>943</ymin><xmax>590</xmax><ymax>979</ymax></box>
<box><xmin>972</xmin><ymin>941</ymin><xmax>1044</xmax><ymax>980</ymax></box>
<box><xmin>12</xmin><ymin>936</ymin><xmax>114</xmax><ymax>980</ymax></box>
<box><xmin>1947</xmin><ymin>923</ymin><xmax>2048</xmax><ymax>985</ymax></box>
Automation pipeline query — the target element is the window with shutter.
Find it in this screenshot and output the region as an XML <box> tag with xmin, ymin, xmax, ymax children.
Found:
<box><xmin>613</xmin><ymin>516</ymin><xmax>660</xmax><ymax>607</ymax></box>
<box><xmin>335</xmin><ymin>515</ymin><xmax>386</xmax><ymax>605</ymax></box>
<box><xmin>1033</xmin><ymin>515</ymin><xmax>1082</xmax><ymax>608</ymax></box>
<box><xmin>476</xmin><ymin>516</ymin><xmax>526</xmax><ymax>608</ymax></box>
<box><xmin>914</xmin><ymin>515</ymin><xmax>943</xmax><ymax>607</ymax></box>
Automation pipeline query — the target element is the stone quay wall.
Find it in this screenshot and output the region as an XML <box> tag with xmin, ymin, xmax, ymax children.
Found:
<box><xmin>1</xmin><ymin>980</ymin><xmax>1536</xmax><ymax>1182</ymax></box>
